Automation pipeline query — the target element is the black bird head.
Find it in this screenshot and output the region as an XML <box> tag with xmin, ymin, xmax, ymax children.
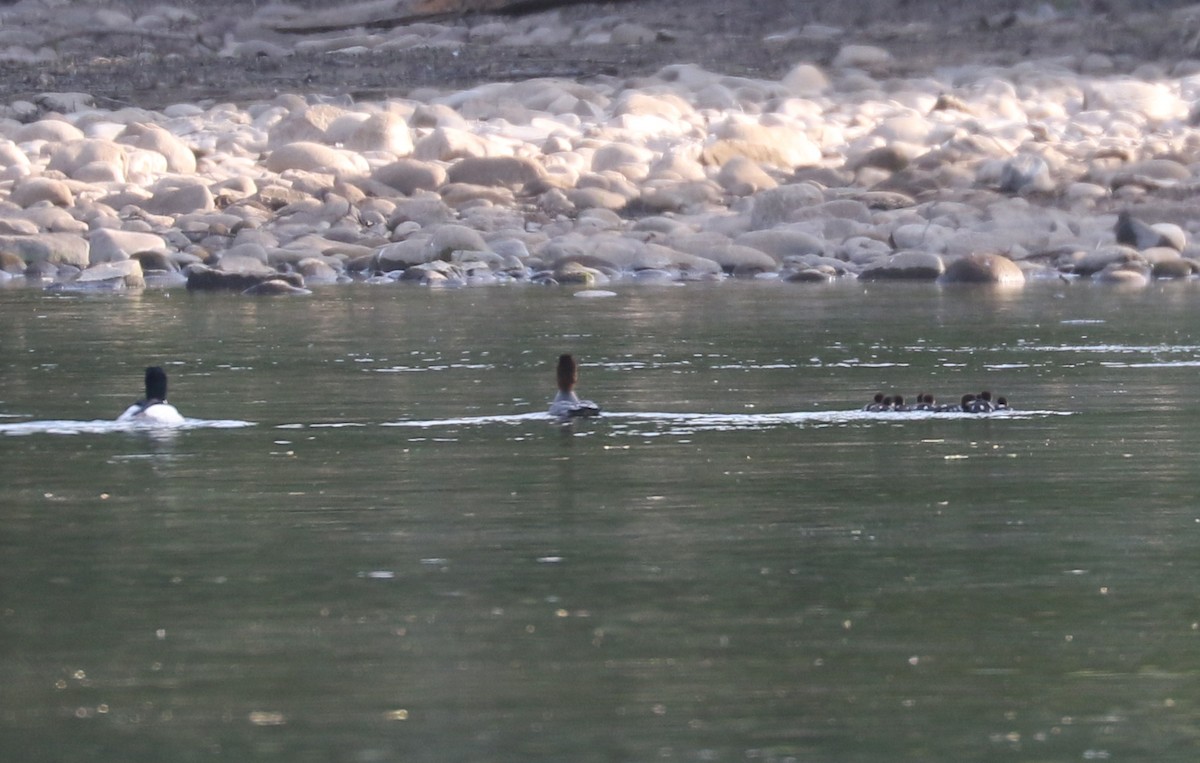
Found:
<box><xmin>144</xmin><ymin>366</ymin><xmax>168</xmax><ymax>402</ymax></box>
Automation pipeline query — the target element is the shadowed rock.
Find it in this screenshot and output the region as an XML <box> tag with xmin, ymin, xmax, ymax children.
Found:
<box><xmin>242</xmin><ymin>278</ymin><xmax>313</xmax><ymax>296</ymax></box>
<box><xmin>1115</xmin><ymin>211</ymin><xmax>1185</xmax><ymax>251</ymax></box>
<box><xmin>1095</xmin><ymin>263</ymin><xmax>1150</xmax><ymax>287</ymax></box>
<box><xmin>268</xmin><ymin>0</ymin><xmax>606</xmax><ymax>34</ymax></box>
<box><xmin>186</xmin><ymin>263</ymin><xmax>305</xmax><ymax>292</ymax></box>
<box><xmin>1070</xmin><ymin>245</ymin><xmax>1141</xmax><ymax>277</ymax></box>
<box><xmin>859</xmin><ymin>250</ymin><xmax>944</xmax><ymax>281</ymax></box>
<box><xmin>1150</xmin><ymin>259</ymin><xmax>1197</xmax><ymax>279</ymax></box>
<box><xmin>784</xmin><ymin>266</ymin><xmax>837</xmax><ymax>282</ymax></box>
<box><xmin>0</xmin><ymin>251</ymin><xmax>25</xmax><ymax>274</ymax></box>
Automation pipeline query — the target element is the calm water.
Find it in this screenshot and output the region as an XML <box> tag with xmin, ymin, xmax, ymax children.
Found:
<box><xmin>3</xmin><ymin>280</ymin><xmax>1200</xmax><ymax>762</ymax></box>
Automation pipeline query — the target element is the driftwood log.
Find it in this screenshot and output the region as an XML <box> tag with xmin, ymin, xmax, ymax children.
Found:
<box><xmin>270</xmin><ymin>0</ymin><xmax>627</xmax><ymax>35</ymax></box>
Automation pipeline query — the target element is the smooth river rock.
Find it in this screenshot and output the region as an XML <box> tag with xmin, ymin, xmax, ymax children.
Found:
<box><xmin>938</xmin><ymin>253</ymin><xmax>1026</xmax><ymax>286</ymax></box>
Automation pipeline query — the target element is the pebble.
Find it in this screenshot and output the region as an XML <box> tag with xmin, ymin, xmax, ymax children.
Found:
<box><xmin>0</xmin><ymin>3</ymin><xmax>1192</xmax><ymax>296</ymax></box>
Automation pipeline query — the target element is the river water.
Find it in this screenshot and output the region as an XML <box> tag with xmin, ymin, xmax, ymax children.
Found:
<box><xmin>2</xmin><ymin>280</ymin><xmax>1200</xmax><ymax>762</ymax></box>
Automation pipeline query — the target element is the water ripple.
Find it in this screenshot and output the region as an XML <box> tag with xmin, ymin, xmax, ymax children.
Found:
<box><xmin>0</xmin><ymin>418</ymin><xmax>254</xmax><ymax>436</ymax></box>
<box><xmin>380</xmin><ymin>409</ymin><xmax>1071</xmax><ymax>435</ymax></box>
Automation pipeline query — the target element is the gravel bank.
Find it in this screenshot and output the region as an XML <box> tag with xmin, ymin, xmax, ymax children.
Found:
<box><xmin>2</xmin><ymin>0</ymin><xmax>1200</xmax><ymax>294</ymax></box>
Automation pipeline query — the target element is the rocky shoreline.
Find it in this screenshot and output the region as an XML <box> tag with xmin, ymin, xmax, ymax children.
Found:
<box><xmin>4</xmin><ymin>1</ymin><xmax>1200</xmax><ymax>294</ymax></box>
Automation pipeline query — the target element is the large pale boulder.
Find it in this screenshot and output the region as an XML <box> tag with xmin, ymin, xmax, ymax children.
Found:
<box><xmin>1084</xmin><ymin>79</ymin><xmax>1186</xmax><ymax>122</ymax></box>
<box><xmin>703</xmin><ymin>121</ymin><xmax>822</xmax><ymax>169</ymax></box>
<box><xmin>428</xmin><ymin>224</ymin><xmax>489</xmax><ymax>258</ymax></box>
<box><xmin>412</xmin><ymin>127</ymin><xmax>492</xmax><ymax>161</ymax></box>
<box><xmin>781</xmin><ymin>63</ymin><xmax>829</xmax><ymax>96</ymax></box>
<box><xmin>890</xmin><ymin>222</ymin><xmax>953</xmax><ymax>253</ymax></box>
<box><xmin>144</xmin><ymin>179</ymin><xmax>214</xmax><ymax>215</ymax></box>
<box><xmin>638</xmin><ymin>180</ymin><xmax>721</xmax><ymax>212</ymax></box>
<box><xmin>0</xmin><ymin>140</ymin><xmax>31</xmax><ymax>172</ymax></box>
<box><xmin>0</xmin><ymin>233</ymin><xmax>89</xmax><ymax>268</ymax></box>
<box><xmin>736</xmin><ymin>228</ymin><xmax>825</xmax><ymax>258</ymax></box>
<box><xmin>88</xmin><ymin>229</ymin><xmax>168</xmax><ymax>265</ymax></box>
<box><xmin>11</xmin><ymin>177</ymin><xmax>73</xmax><ymax>207</ymax></box>
<box><xmin>75</xmin><ymin>259</ymin><xmax>145</xmax><ymax>288</ymax></box>
<box><xmin>46</xmin><ymin>139</ymin><xmax>126</xmax><ymax>179</ymax></box>
<box><xmin>591</xmin><ymin>142</ymin><xmax>655</xmax><ymax>176</ymax></box>
<box><xmin>832</xmin><ymin>44</ymin><xmax>893</xmax><ymax>70</ymax></box>
<box><xmin>376</xmin><ymin>237</ymin><xmax>433</xmax><ymax>269</ymax></box>
<box><xmin>446</xmin><ymin>156</ymin><xmax>545</xmax><ymax>189</ymax></box>
<box><xmin>702</xmin><ymin>244</ymin><xmax>778</xmax><ymax>276</ymax></box>
<box><xmin>267</xmin><ymin>103</ymin><xmax>348</xmax><ymax>147</ymax></box>
<box><xmin>716</xmin><ymin>156</ymin><xmax>778</xmax><ymax>196</ymax></box>
<box><xmin>15</xmin><ymin>119</ymin><xmax>84</xmax><ymax>143</ymax></box>
<box><xmin>938</xmin><ymin>253</ymin><xmax>1025</xmax><ymax>285</ymax></box>
<box><xmin>265</xmin><ymin>142</ymin><xmax>364</xmax><ymax>175</ymax></box>
<box><xmin>119</xmin><ymin>123</ymin><xmax>196</xmax><ymax>174</ymax></box>
<box><xmin>295</xmin><ymin>256</ymin><xmax>341</xmax><ymax>283</ymax></box>
<box><xmin>372</xmin><ymin>158</ymin><xmax>447</xmax><ymax>195</ymax></box>
<box><xmin>343</xmin><ymin>112</ymin><xmax>413</xmax><ymax>155</ymax></box>
<box><xmin>566</xmin><ymin>187</ymin><xmax>629</xmax><ymax>211</ymax></box>
<box><xmin>748</xmin><ymin>184</ymin><xmax>824</xmax><ymax>229</ymax></box>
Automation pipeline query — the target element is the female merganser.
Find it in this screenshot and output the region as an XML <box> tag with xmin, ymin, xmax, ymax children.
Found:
<box><xmin>914</xmin><ymin>393</ymin><xmax>935</xmax><ymax>411</ymax></box>
<box><xmin>891</xmin><ymin>394</ymin><xmax>911</xmax><ymax>412</ymax></box>
<box><xmin>994</xmin><ymin>396</ymin><xmax>1010</xmax><ymax>411</ymax></box>
<box><xmin>118</xmin><ymin>366</ymin><xmax>185</xmax><ymax>425</ymax></box>
<box><xmin>863</xmin><ymin>392</ymin><xmax>885</xmax><ymax>411</ymax></box>
<box><xmin>548</xmin><ymin>354</ymin><xmax>600</xmax><ymax>419</ymax></box>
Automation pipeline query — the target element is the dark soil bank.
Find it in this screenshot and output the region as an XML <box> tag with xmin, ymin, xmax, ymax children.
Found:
<box><xmin>5</xmin><ymin>0</ymin><xmax>1200</xmax><ymax>109</ymax></box>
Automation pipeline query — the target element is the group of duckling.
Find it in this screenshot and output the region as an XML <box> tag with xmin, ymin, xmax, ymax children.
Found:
<box><xmin>864</xmin><ymin>391</ymin><xmax>1009</xmax><ymax>413</ymax></box>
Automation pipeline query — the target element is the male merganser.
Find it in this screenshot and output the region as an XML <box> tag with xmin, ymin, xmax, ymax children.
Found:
<box><xmin>117</xmin><ymin>366</ymin><xmax>185</xmax><ymax>425</ymax></box>
<box><xmin>994</xmin><ymin>396</ymin><xmax>1010</xmax><ymax>411</ymax></box>
<box><xmin>548</xmin><ymin>354</ymin><xmax>600</xmax><ymax>419</ymax></box>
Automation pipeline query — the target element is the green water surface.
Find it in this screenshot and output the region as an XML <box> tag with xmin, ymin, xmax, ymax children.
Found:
<box><xmin>2</xmin><ymin>280</ymin><xmax>1200</xmax><ymax>762</ymax></box>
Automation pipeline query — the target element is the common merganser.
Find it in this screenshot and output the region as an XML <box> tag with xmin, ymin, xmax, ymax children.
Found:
<box><xmin>117</xmin><ymin>366</ymin><xmax>185</xmax><ymax>425</ymax></box>
<box><xmin>548</xmin><ymin>354</ymin><xmax>600</xmax><ymax>419</ymax></box>
<box><xmin>863</xmin><ymin>392</ymin><xmax>885</xmax><ymax>411</ymax></box>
